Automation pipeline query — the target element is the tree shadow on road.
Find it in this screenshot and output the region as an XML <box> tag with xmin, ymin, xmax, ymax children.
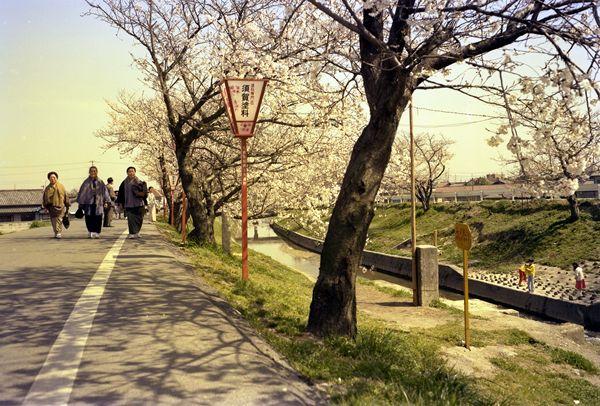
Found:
<box><xmin>0</xmin><ymin>234</ymin><xmax>318</xmax><ymax>404</ymax></box>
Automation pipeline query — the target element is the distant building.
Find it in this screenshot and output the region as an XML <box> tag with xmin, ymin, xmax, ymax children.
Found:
<box><xmin>0</xmin><ymin>189</ymin><xmax>46</xmax><ymax>222</ymax></box>
<box><xmin>433</xmin><ymin>182</ymin><xmax>521</xmax><ymax>202</ymax></box>
<box><xmin>389</xmin><ymin>177</ymin><xmax>600</xmax><ymax>203</ymax></box>
<box><xmin>577</xmin><ymin>176</ymin><xmax>600</xmax><ymax>199</ymax></box>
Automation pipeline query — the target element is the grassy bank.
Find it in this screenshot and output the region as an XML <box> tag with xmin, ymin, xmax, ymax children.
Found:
<box><xmin>29</xmin><ymin>220</ymin><xmax>51</xmax><ymax>229</ymax></box>
<box><xmin>157</xmin><ymin>221</ymin><xmax>599</xmax><ymax>405</ymax></box>
<box><xmin>282</xmin><ymin>200</ymin><xmax>600</xmax><ymax>273</ymax></box>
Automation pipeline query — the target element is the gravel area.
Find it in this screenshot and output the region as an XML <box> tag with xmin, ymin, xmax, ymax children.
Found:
<box><xmin>471</xmin><ymin>262</ymin><xmax>600</xmax><ymax>305</ymax></box>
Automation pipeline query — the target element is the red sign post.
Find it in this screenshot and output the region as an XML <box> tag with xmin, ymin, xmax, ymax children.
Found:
<box><xmin>220</xmin><ymin>78</ymin><xmax>268</xmax><ymax>281</ymax></box>
<box><xmin>168</xmin><ymin>174</ymin><xmax>177</xmax><ymax>226</ymax></box>
<box><xmin>181</xmin><ymin>190</ymin><xmax>187</xmax><ymax>243</ymax></box>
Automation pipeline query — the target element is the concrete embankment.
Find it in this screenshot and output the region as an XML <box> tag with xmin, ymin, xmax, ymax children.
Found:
<box><xmin>271</xmin><ymin>223</ymin><xmax>600</xmax><ymax>331</ymax></box>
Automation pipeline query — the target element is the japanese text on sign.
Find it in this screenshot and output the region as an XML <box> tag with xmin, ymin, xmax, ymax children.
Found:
<box><xmin>220</xmin><ymin>79</ymin><xmax>267</xmax><ymax>137</ymax></box>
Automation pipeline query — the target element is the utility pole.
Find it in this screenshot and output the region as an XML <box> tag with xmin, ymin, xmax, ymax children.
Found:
<box><xmin>409</xmin><ymin>99</ymin><xmax>418</xmax><ymax>306</ymax></box>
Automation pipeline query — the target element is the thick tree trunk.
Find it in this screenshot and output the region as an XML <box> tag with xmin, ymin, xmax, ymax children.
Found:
<box><xmin>188</xmin><ymin>205</ymin><xmax>216</xmax><ymax>244</ymax></box>
<box><xmin>567</xmin><ymin>195</ymin><xmax>580</xmax><ymax>222</ymax></box>
<box><xmin>157</xmin><ymin>155</ymin><xmax>173</xmax><ymax>222</ymax></box>
<box><xmin>416</xmin><ymin>184</ymin><xmax>431</xmax><ymax>212</ymax></box>
<box><xmin>175</xmin><ymin>141</ymin><xmax>216</xmax><ymax>245</ymax></box>
<box><xmin>221</xmin><ymin>212</ymin><xmax>231</xmax><ymax>254</ymax></box>
<box><xmin>306</xmin><ymin>99</ymin><xmax>406</xmax><ymax>338</ymax></box>
<box><xmin>173</xmin><ymin>199</ymin><xmax>182</xmax><ymax>231</ymax></box>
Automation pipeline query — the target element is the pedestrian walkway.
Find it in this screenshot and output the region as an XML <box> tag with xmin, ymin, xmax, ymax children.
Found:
<box><xmin>0</xmin><ymin>219</ymin><xmax>321</xmax><ymax>405</ymax></box>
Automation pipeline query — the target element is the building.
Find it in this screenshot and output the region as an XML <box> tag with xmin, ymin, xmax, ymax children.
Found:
<box><xmin>433</xmin><ymin>181</ymin><xmax>520</xmax><ymax>202</ymax></box>
<box><xmin>390</xmin><ymin>175</ymin><xmax>600</xmax><ymax>203</ymax></box>
<box><xmin>0</xmin><ymin>189</ymin><xmax>46</xmax><ymax>222</ymax></box>
<box><xmin>577</xmin><ymin>173</ymin><xmax>600</xmax><ymax>199</ymax></box>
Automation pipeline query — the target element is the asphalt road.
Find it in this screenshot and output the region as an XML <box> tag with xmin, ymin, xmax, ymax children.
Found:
<box><xmin>0</xmin><ymin>218</ymin><xmax>321</xmax><ymax>405</ymax></box>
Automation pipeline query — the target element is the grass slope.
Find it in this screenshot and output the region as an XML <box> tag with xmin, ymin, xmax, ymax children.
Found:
<box><xmin>283</xmin><ymin>200</ymin><xmax>600</xmax><ymax>273</ymax></box>
<box><xmin>157</xmin><ymin>221</ymin><xmax>598</xmax><ymax>405</ymax></box>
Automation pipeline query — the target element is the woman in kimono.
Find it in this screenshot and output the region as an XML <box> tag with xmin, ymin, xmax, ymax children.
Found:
<box><xmin>77</xmin><ymin>166</ymin><xmax>112</xmax><ymax>238</ymax></box>
<box><xmin>42</xmin><ymin>171</ymin><xmax>70</xmax><ymax>239</ymax></box>
<box><xmin>116</xmin><ymin>166</ymin><xmax>147</xmax><ymax>239</ymax></box>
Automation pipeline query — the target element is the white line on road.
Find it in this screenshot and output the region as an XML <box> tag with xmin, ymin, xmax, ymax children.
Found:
<box><xmin>23</xmin><ymin>230</ymin><xmax>128</xmax><ymax>406</ymax></box>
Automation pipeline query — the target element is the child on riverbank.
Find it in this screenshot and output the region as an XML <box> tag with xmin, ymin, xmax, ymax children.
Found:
<box><xmin>573</xmin><ymin>262</ymin><xmax>586</xmax><ymax>290</ymax></box>
<box><xmin>517</xmin><ymin>264</ymin><xmax>526</xmax><ymax>286</ymax></box>
<box><xmin>519</xmin><ymin>259</ymin><xmax>536</xmax><ymax>293</ymax></box>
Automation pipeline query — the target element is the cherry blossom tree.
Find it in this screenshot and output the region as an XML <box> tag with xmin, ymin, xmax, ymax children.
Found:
<box><xmin>97</xmin><ymin>89</ymin><xmax>355</xmax><ymax>233</ymax></box>
<box><xmin>488</xmin><ymin>70</ymin><xmax>599</xmax><ymax>221</ymax></box>
<box><xmin>97</xmin><ymin>94</ymin><xmax>179</xmax><ymax>221</ymax></box>
<box><xmin>88</xmin><ymin>0</ymin><xmax>600</xmax><ymax>338</ymax></box>
<box><xmin>87</xmin><ymin>0</ymin><xmax>358</xmax><ymax>244</ymax></box>
<box><xmin>281</xmin><ymin>0</ymin><xmax>600</xmax><ymax>337</ymax></box>
<box><xmin>381</xmin><ymin>132</ymin><xmax>454</xmax><ymax>211</ymax></box>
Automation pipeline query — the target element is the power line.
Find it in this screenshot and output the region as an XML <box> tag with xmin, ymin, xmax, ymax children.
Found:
<box><xmin>0</xmin><ymin>160</ymin><xmax>133</xmax><ymax>170</ymax></box>
<box><xmin>0</xmin><ymin>160</ymin><xmax>137</xmax><ymax>175</ymax></box>
<box><xmin>398</xmin><ymin>116</ymin><xmax>497</xmax><ymax>128</ymax></box>
<box><xmin>413</xmin><ymin>105</ymin><xmax>505</xmax><ymax>119</ymax></box>
<box><xmin>0</xmin><ymin>161</ymin><xmax>90</xmax><ymax>169</ymax></box>
<box><xmin>1</xmin><ymin>168</ymin><xmax>95</xmax><ymax>177</ymax></box>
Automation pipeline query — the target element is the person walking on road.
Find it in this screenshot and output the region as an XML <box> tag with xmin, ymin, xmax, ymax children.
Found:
<box><xmin>116</xmin><ymin>166</ymin><xmax>147</xmax><ymax>239</ymax></box>
<box><xmin>42</xmin><ymin>171</ymin><xmax>70</xmax><ymax>239</ymax></box>
<box><xmin>573</xmin><ymin>262</ymin><xmax>586</xmax><ymax>290</ymax></box>
<box><xmin>77</xmin><ymin>166</ymin><xmax>112</xmax><ymax>239</ymax></box>
<box><xmin>114</xmin><ymin>190</ymin><xmax>122</xmax><ymax>219</ymax></box>
<box><xmin>147</xmin><ymin>187</ymin><xmax>157</xmax><ymax>223</ymax></box>
<box><xmin>520</xmin><ymin>258</ymin><xmax>536</xmax><ymax>293</ymax></box>
<box><xmin>103</xmin><ymin>177</ymin><xmax>117</xmax><ymax>227</ymax></box>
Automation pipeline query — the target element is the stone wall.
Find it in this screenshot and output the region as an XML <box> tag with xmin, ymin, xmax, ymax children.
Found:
<box><xmin>270</xmin><ymin>223</ymin><xmax>599</xmax><ymax>330</ymax></box>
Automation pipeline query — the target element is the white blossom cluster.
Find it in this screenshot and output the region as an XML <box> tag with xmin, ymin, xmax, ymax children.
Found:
<box><xmin>489</xmin><ymin>68</ymin><xmax>599</xmax><ymax>200</ymax></box>
<box><xmin>91</xmin><ymin>0</ymin><xmax>368</xmax><ymax>230</ymax></box>
<box><xmin>89</xmin><ymin>0</ymin><xmax>600</xmax><ymax>229</ymax></box>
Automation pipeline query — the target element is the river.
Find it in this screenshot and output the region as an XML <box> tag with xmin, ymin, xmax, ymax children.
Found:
<box><xmin>247</xmin><ymin>221</ymin><xmax>462</xmax><ymax>298</ymax></box>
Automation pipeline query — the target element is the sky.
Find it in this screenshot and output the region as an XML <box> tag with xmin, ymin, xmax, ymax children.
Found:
<box><xmin>0</xmin><ymin>0</ymin><xmax>509</xmax><ymax>192</ymax></box>
<box><xmin>0</xmin><ymin>0</ymin><xmax>147</xmax><ymax>191</ymax></box>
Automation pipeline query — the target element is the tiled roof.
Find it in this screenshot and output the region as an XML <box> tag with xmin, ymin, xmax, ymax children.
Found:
<box><xmin>434</xmin><ymin>181</ymin><xmax>599</xmax><ymax>196</ymax></box>
<box><xmin>0</xmin><ymin>206</ymin><xmax>42</xmax><ymax>214</ymax></box>
<box><xmin>434</xmin><ymin>183</ymin><xmax>517</xmax><ymax>194</ymax></box>
<box><xmin>0</xmin><ymin>189</ymin><xmax>43</xmax><ymax>207</ymax></box>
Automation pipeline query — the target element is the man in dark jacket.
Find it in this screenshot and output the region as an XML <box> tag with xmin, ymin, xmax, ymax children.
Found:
<box><xmin>116</xmin><ymin>167</ymin><xmax>147</xmax><ymax>239</ymax></box>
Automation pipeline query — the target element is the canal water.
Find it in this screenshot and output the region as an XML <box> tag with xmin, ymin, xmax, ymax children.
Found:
<box><xmin>246</xmin><ymin>221</ymin><xmax>461</xmax><ymax>297</ymax></box>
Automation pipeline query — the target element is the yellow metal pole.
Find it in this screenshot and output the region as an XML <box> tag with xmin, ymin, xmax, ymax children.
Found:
<box><xmin>409</xmin><ymin>99</ymin><xmax>418</xmax><ymax>306</ymax></box>
<box><xmin>463</xmin><ymin>249</ymin><xmax>471</xmax><ymax>349</ymax></box>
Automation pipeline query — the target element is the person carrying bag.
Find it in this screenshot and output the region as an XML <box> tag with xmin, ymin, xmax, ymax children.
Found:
<box><xmin>42</xmin><ymin>171</ymin><xmax>70</xmax><ymax>239</ymax></box>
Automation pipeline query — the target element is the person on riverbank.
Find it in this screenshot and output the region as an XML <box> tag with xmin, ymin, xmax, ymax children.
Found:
<box><xmin>42</xmin><ymin>171</ymin><xmax>70</xmax><ymax>239</ymax></box>
<box><xmin>573</xmin><ymin>262</ymin><xmax>586</xmax><ymax>290</ymax></box>
<box><xmin>116</xmin><ymin>166</ymin><xmax>147</xmax><ymax>239</ymax></box>
<box><xmin>147</xmin><ymin>187</ymin><xmax>157</xmax><ymax>223</ymax></box>
<box><xmin>103</xmin><ymin>177</ymin><xmax>117</xmax><ymax>227</ymax></box>
<box><xmin>516</xmin><ymin>264</ymin><xmax>527</xmax><ymax>287</ymax></box>
<box><xmin>519</xmin><ymin>258</ymin><xmax>536</xmax><ymax>293</ymax></box>
<box><xmin>77</xmin><ymin>166</ymin><xmax>112</xmax><ymax>238</ymax></box>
